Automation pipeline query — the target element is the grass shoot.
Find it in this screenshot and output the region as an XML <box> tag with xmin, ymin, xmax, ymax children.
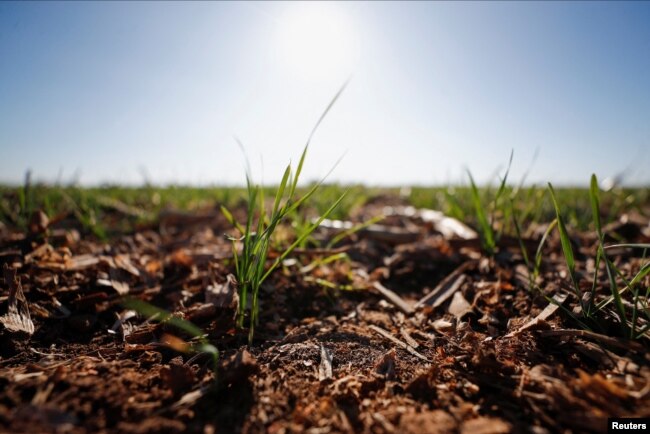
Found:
<box><xmin>466</xmin><ymin>151</ymin><xmax>513</xmax><ymax>256</ymax></box>
<box><xmin>221</xmin><ymin>86</ymin><xmax>349</xmax><ymax>344</ymax></box>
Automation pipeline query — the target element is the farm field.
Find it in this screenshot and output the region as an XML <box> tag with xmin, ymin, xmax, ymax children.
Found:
<box><xmin>1</xmin><ymin>181</ymin><xmax>649</xmax><ymax>433</ymax></box>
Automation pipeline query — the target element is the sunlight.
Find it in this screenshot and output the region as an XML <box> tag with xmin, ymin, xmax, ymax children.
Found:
<box><xmin>275</xmin><ymin>3</ymin><xmax>358</xmax><ymax>81</ymax></box>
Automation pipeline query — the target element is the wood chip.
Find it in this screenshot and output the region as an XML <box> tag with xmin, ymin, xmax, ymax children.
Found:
<box><xmin>415</xmin><ymin>261</ymin><xmax>474</xmax><ymax>309</ymax></box>
<box><xmin>448</xmin><ymin>291</ymin><xmax>472</xmax><ymax>319</ymax></box>
<box><xmin>372</xmin><ymin>412</ymin><xmax>396</xmax><ymax>432</ymax></box>
<box><xmin>171</xmin><ymin>386</ymin><xmax>210</xmax><ymax>409</ymax></box>
<box><xmin>1</xmin><ymin>265</ymin><xmax>35</xmax><ymax>335</ymax></box>
<box><xmin>115</xmin><ymin>255</ymin><xmax>140</xmax><ymax>277</ymax></box>
<box><xmin>14</xmin><ymin>371</ymin><xmax>46</xmax><ymax>382</ymax></box>
<box><xmin>111</xmin><ymin>280</ymin><xmax>130</xmax><ymax>295</ymax></box>
<box><xmin>372</xmin><ymin>282</ymin><xmax>413</xmax><ymax>315</ymax></box>
<box><xmin>319</xmin><ymin>345</ymin><xmax>333</xmax><ymax>381</ymax></box>
<box><xmin>460</xmin><ymin>416</ymin><xmax>511</xmax><ymax>434</ymax></box>
<box><xmin>416</xmin><ymin>208</ymin><xmax>478</xmax><ymax>239</ymax></box>
<box><xmin>66</xmin><ymin>254</ymin><xmax>100</xmax><ymax>271</ymax></box>
<box><xmin>506</xmin><ymin>293</ymin><xmax>567</xmax><ymax>338</ymax></box>
<box><xmin>400</xmin><ymin>328</ymin><xmax>420</xmax><ymax>349</ymax></box>
<box><xmin>399</xmin><ymin>410</ymin><xmax>457</xmax><ymax>434</ymax></box>
<box><xmin>432</xmin><ymin>319</ymin><xmax>453</xmax><ymax>332</ymax></box>
<box><xmin>374</xmin><ymin>349</ymin><xmax>396</xmax><ymax>379</ymax></box>
<box><xmin>369</xmin><ymin>325</ymin><xmax>428</xmax><ymax>361</ymax></box>
<box><xmin>416</xmin><ymin>273</ymin><xmax>467</xmax><ymax>312</ymax></box>
<box><xmin>97</xmin><ymin>278</ymin><xmax>130</xmax><ymax>295</ymax></box>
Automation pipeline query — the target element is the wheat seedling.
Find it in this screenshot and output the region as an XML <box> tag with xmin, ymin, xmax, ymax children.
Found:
<box><xmin>221</xmin><ymin>85</ymin><xmax>348</xmax><ymax>344</ymax></box>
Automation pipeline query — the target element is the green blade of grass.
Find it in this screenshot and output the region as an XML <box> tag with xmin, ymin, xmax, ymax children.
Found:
<box><xmin>304</xmin><ymin>80</ymin><xmax>349</xmax><ymax>148</ymax></box>
<box><xmin>534</xmin><ymin>219</ymin><xmax>557</xmax><ymax>278</ymax></box>
<box><xmin>227</xmin><ymin>84</ymin><xmax>349</xmax><ymax>344</ymax></box>
<box><xmin>235</xmin><ymin>137</ymin><xmax>253</xmax><ymax>186</ymax></box>
<box><xmin>443</xmin><ymin>189</ymin><xmax>465</xmax><ymax>221</ymax></box>
<box><xmin>494</xmin><ymin>150</ymin><xmax>514</xmax><ymax>204</ymax></box>
<box><xmin>593</xmin><ymin>262</ymin><xmax>650</xmax><ymax>311</ymax></box>
<box><xmin>468</xmin><ymin>170</ymin><xmax>495</xmax><ymax>255</ymax></box>
<box><xmin>257</xmin><ymin>182</ymin><xmax>266</xmax><ymax>236</ymax></box>
<box><xmin>628</xmin><ymin>261</ymin><xmax>650</xmax><ymax>288</ymax></box>
<box><xmin>543</xmin><ymin>293</ymin><xmax>592</xmax><ymax>332</ymax></box>
<box><xmin>288</xmin><ymin>80</ymin><xmax>349</xmax><ymax>198</ymax></box>
<box><xmin>326</xmin><ymin>215</ymin><xmax>384</xmax><ymax>248</ymax></box>
<box><xmin>272</xmin><ymin>164</ymin><xmax>292</xmax><ymax>217</ymax></box>
<box><xmin>604</xmin><ymin>243</ymin><xmax>650</xmax><ymax>250</ymax></box>
<box><xmin>220</xmin><ymin>205</ymin><xmax>245</xmax><ymax>234</ymax></box>
<box><xmin>284</xmin><ymin>153</ymin><xmax>346</xmax><ymax>219</ymax></box>
<box><xmin>289</xmin><ymin>146</ymin><xmax>308</xmax><ymax>199</ymax></box>
<box><xmin>300</xmin><ymin>252</ymin><xmax>350</xmax><ymax>274</ymax></box>
<box><xmin>124</xmin><ymin>298</ymin><xmax>208</xmax><ymax>342</ymax></box>
<box><xmin>635</xmin><ymin>322</ymin><xmax>650</xmax><ymax>340</ymax></box>
<box><xmin>590</xmin><ymin>174</ymin><xmax>603</xmax><ymax>239</ymax></box>
<box><xmin>548</xmin><ymin>183</ymin><xmax>580</xmax><ymax>298</ymax></box>
<box><xmin>587</xmin><ymin>248</ymin><xmax>602</xmax><ymax>316</ymax></box>
<box><xmin>601</xmin><ymin>253</ymin><xmax>630</xmax><ymax>336</ymax></box>
<box><xmin>124</xmin><ymin>299</ymin><xmax>219</xmax><ymax>371</ymax></box>
<box><xmin>489</xmin><ymin>150</ymin><xmax>514</xmax><ymax>245</ymax></box>
<box><xmin>587</xmin><ymin>174</ymin><xmax>604</xmax><ymax>316</ymax></box>
<box><xmin>608</xmin><ymin>260</ymin><xmax>649</xmax><ymax>336</ymax></box>
<box><xmin>589</xmin><ymin>174</ymin><xmax>629</xmax><ymax>335</ymax></box>
<box><xmin>261</xmin><ymin>191</ymin><xmax>348</xmax><ymax>284</ymax></box>
<box><xmin>192</xmin><ymin>342</ymin><xmax>220</xmax><ymax>372</ymax></box>
<box><xmin>510</xmin><ymin>200</ymin><xmax>530</xmax><ymax>270</ymax></box>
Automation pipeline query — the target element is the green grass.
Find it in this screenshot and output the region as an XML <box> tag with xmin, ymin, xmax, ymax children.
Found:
<box><xmin>544</xmin><ymin>175</ymin><xmax>650</xmax><ymax>339</ymax></box>
<box><xmin>466</xmin><ymin>151</ymin><xmax>513</xmax><ymax>256</ymax></box>
<box><xmin>548</xmin><ymin>183</ymin><xmax>581</xmax><ymax>302</ymax></box>
<box><xmin>2</xmin><ymin>183</ymin><xmax>648</xmax><ymax>241</ymax></box>
<box><xmin>221</xmin><ymin>147</ymin><xmax>347</xmax><ymax>344</ymax></box>
<box><xmin>221</xmin><ymin>85</ymin><xmax>349</xmax><ymax>345</ymax></box>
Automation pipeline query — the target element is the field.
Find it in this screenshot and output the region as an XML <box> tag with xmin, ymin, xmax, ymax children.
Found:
<box><xmin>1</xmin><ymin>179</ymin><xmax>649</xmax><ymax>433</ymax></box>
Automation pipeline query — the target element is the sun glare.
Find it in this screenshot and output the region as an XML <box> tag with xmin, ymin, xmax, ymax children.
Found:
<box><xmin>276</xmin><ymin>3</ymin><xmax>358</xmax><ymax>81</ymax></box>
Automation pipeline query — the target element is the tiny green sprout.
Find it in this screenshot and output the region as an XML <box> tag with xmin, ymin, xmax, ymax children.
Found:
<box><xmin>467</xmin><ymin>150</ymin><xmax>513</xmax><ymax>256</ymax></box>
<box><xmin>221</xmin><ymin>84</ymin><xmax>349</xmax><ymax>345</ymax></box>
<box><xmin>589</xmin><ymin>174</ymin><xmax>629</xmax><ymax>336</ymax></box>
<box><xmin>548</xmin><ymin>183</ymin><xmax>583</xmax><ymax>304</ymax></box>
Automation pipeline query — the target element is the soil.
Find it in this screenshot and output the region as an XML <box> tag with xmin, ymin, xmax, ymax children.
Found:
<box><xmin>1</xmin><ymin>200</ymin><xmax>649</xmax><ymax>434</ymax></box>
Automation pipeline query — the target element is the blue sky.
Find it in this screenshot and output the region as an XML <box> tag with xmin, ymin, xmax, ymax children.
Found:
<box><xmin>1</xmin><ymin>1</ymin><xmax>649</xmax><ymax>186</ymax></box>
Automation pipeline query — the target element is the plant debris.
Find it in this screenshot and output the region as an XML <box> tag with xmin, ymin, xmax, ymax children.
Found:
<box><xmin>1</xmin><ymin>194</ymin><xmax>649</xmax><ymax>433</ymax></box>
<box><xmin>0</xmin><ymin>265</ymin><xmax>34</xmax><ymax>335</ymax></box>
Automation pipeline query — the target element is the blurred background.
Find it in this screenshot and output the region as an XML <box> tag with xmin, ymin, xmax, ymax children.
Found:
<box><xmin>1</xmin><ymin>1</ymin><xmax>649</xmax><ymax>187</ymax></box>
